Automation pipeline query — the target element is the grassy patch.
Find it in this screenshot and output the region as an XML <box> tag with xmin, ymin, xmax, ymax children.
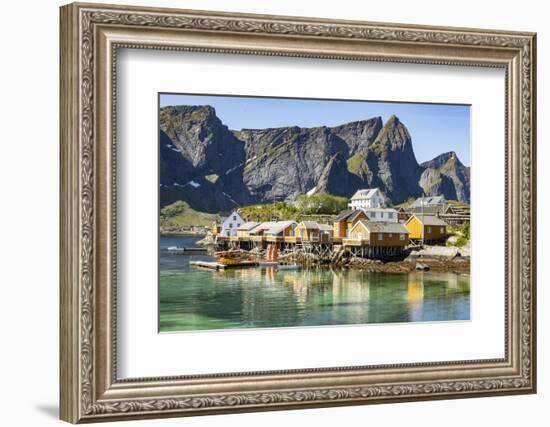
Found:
<box><xmin>160</xmin><ymin>200</ymin><xmax>219</xmax><ymax>228</ymax></box>
<box><xmin>239</xmin><ymin>193</ymin><xmax>347</xmax><ymax>222</ymax></box>
<box><xmin>294</xmin><ymin>192</ymin><xmax>348</xmax><ymax>215</ymax></box>
<box><xmin>446</xmin><ymin>222</ymin><xmax>470</xmax><ymax>247</ymax></box>
<box><xmin>239</xmin><ymin>202</ymin><xmax>299</xmax><ymax>222</ymax></box>
<box><xmin>346</xmin><ymin>153</ymin><xmax>371</xmax><ymax>179</ymax></box>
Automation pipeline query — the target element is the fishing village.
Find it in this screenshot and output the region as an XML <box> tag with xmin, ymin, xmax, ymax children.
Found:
<box><xmin>158</xmin><ymin>99</ymin><xmax>473</xmax><ymax>331</ymax></box>
<box><xmin>187</xmin><ymin>189</ymin><xmax>471</xmax><ymax>274</ymax></box>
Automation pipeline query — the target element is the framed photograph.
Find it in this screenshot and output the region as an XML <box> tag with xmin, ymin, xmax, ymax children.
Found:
<box><xmin>60</xmin><ymin>2</ymin><xmax>537</xmax><ymax>423</ymax></box>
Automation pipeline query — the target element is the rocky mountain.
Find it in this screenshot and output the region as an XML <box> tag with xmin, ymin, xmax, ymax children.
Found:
<box><xmin>420</xmin><ymin>151</ymin><xmax>470</xmax><ymax>202</ymax></box>
<box><xmin>159</xmin><ymin>105</ymin><xmax>253</xmax><ymax>211</ymax></box>
<box><xmin>159</xmin><ymin>105</ymin><xmax>470</xmax><ymax>212</ymax></box>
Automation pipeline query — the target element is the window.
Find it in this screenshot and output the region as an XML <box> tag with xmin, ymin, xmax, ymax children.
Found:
<box><xmin>426</xmin><ymin>226</ymin><xmax>431</xmax><ymax>233</ymax></box>
<box><xmin>389</xmin><ymin>213</ymin><xmax>394</xmax><ymax>219</ymax></box>
<box><xmin>233</xmin><ymin>215</ymin><xmax>237</xmax><ymax>220</ymax></box>
<box><xmin>389</xmin><ymin>233</ymin><xmax>393</xmax><ymax>238</ymax></box>
<box><xmin>440</xmin><ymin>227</ymin><xmax>445</xmax><ymax>233</ymax></box>
<box><xmin>400</xmin><ymin>234</ymin><xmax>405</xmax><ymax>241</ymax></box>
<box><xmin>229</xmin><ymin>223</ymin><xmax>233</xmax><ymax>228</ymax></box>
<box><xmin>378</xmin><ymin>233</ymin><xmax>383</xmax><ymax>241</ymax></box>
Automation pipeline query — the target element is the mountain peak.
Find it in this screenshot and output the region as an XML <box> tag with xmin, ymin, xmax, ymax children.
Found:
<box><xmin>161</xmin><ymin>104</ymin><xmax>217</xmax><ymax>119</ymax></box>
<box><xmin>329</xmin><ymin>116</ymin><xmax>384</xmax><ymax>156</ymax></box>
<box><xmin>420</xmin><ymin>151</ymin><xmax>470</xmax><ymax>202</ymax></box>
<box><xmin>421</xmin><ymin>151</ymin><xmax>464</xmax><ymax>169</ymax></box>
<box><xmin>374</xmin><ymin>114</ymin><xmax>412</xmax><ymax>151</ymax></box>
<box><xmin>331</xmin><ymin>116</ymin><xmax>383</xmax><ymax>129</ymax></box>
<box><xmin>387</xmin><ymin>114</ymin><xmax>399</xmax><ymax>123</ymax></box>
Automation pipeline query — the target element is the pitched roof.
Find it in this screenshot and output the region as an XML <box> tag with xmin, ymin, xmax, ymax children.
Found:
<box><xmin>349</xmin><ymin>210</ymin><xmax>368</xmax><ymax>221</ymax></box>
<box><xmin>351</xmin><ymin>220</ymin><xmax>409</xmax><ymax>234</ymax></box>
<box><xmin>265</xmin><ymin>221</ymin><xmax>297</xmax><ymax>235</ymax></box>
<box><xmin>336</xmin><ymin>209</ymin><xmax>370</xmax><ymax>222</ymax></box>
<box><xmin>299</xmin><ymin>221</ymin><xmax>320</xmax><ymax>229</ymax></box>
<box><xmin>411</xmin><ymin>196</ymin><xmax>446</xmax><ymax>208</ymax></box>
<box><xmin>237</xmin><ymin>221</ymin><xmax>260</xmax><ymax>231</ymax></box>
<box><xmin>411</xmin><ymin>214</ymin><xmax>448</xmax><ymax>226</ymax></box>
<box><xmin>335</xmin><ymin>209</ymin><xmax>354</xmax><ymax>221</ymax></box>
<box><xmin>408</xmin><ymin>205</ymin><xmax>445</xmax><ymax>215</ymax></box>
<box><xmin>350</xmin><ymin>188</ymin><xmax>380</xmax><ymax>200</ymax></box>
<box><xmin>363</xmin><ymin>207</ymin><xmax>398</xmax><ymax>213</ymax></box>
<box><xmin>248</xmin><ymin>221</ymin><xmax>277</xmax><ymax>234</ymax></box>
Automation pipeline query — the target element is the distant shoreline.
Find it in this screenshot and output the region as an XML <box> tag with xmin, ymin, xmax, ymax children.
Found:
<box><xmin>160</xmin><ymin>230</ymin><xmax>207</xmax><ymax>237</ymax></box>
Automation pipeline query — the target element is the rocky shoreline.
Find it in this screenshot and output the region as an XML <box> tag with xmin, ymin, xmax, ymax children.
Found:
<box><xmin>345</xmin><ymin>256</ymin><xmax>469</xmax><ymax>274</ymax></box>
<box><xmin>160</xmin><ymin>228</ymin><xmax>207</xmax><ymax>237</ymax></box>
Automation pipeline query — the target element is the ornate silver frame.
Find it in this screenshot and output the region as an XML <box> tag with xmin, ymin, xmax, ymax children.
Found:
<box><xmin>60</xmin><ymin>2</ymin><xmax>537</xmax><ymax>423</ymax></box>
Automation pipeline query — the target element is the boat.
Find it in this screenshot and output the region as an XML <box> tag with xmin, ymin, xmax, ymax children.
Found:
<box><xmin>276</xmin><ymin>263</ymin><xmax>299</xmax><ymax>271</ymax></box>
<box><xmin>165</xmin><ymin>246</ymin><xmax>207</xmax><ymax>253</ymax></box>
<box><xmin>258</xmin><ymin>261</ymin><xmax>278</xmax><ymax>267</ymax></box>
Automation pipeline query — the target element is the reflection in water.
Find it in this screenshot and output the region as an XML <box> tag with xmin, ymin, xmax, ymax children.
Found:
<box><xmin>159</xmin><ymin>236</ymin><xmax>470</xmax><ymax>332</ymax></box>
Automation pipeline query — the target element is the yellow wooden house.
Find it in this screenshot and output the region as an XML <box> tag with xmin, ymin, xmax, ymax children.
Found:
<box><xmin>294</xmin><ymin>221</ymin><xmax>333</xmax><ymax>243</ymax></box>
<box><xmin>405</xmin><ymin>214</ymin><xmax>448</xmax><ymax>242</ymax></box>
<box><xmin>333</xmin><ymin>210</ymin><xmax>369</xmax><ymax>239</ymax></box>
<box><xmin>346</xmin><ymin>220</ymin><xmax>410</xmax><ymax>247</ymax></box>
<box><xmin>236</xmin><ymin>222</ymin><xmax>260</xmax><ymax>239</ymax></box>
<box><xmin>264</xmin><ymin>221</ymin><xmax>297</xmax><ymax>242</ymax></box>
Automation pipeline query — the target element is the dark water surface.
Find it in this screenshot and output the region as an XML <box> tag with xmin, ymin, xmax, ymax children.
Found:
<box><xmin>159</xmin><ymin>235</ymin><xmax>470</xmax><ymax>332</ymax></box>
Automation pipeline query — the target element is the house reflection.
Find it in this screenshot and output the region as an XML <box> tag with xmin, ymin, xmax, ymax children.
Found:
<box><xmin>407</xmin><ymin>273</ymin><xmax>424</xmax><ymax>322</ymax></box>
<box><xmin>208</xmin><ymin>267</ymin><xmax>468</xmax><ymax>328</ymax></box>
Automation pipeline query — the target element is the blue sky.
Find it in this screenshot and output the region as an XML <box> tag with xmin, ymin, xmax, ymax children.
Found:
<box><xmin>160</xmin><ymin>93</ymin><xmax>470</xmax><ymax>166</ymax></box>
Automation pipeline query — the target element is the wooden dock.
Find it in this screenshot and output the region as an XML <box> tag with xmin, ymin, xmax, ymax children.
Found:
<box><xmin>190</xmin><ymin>260</ymin><xmax>259</xmax><ymax>270</ymax></box>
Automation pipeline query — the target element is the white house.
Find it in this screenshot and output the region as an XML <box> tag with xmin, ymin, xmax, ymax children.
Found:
<box><xmin>348</xmin><ymin>188</ymin><xmax>385</xmax><ymax>210</ymax></box>
<box><xmin>363</xmin><ymin>207</ymin><xmax>399</xmax><ymax>223</ymax></box>
<box><xmin>220</xmin><ymin>210</ymin><xmax>244</xmax><ymax>237</ymax></box>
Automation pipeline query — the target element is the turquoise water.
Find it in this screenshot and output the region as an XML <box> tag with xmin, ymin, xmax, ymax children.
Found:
<box><xmin>159</xmin><ymin>235</ymin><xmax>470</xmax><ymax>332</ymax></box>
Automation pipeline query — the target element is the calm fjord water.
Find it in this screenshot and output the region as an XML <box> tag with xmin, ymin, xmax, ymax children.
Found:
<box><xmin>159</xmin><ymin>235</ymin><xmax>470</xmax><ymax>332</ymax></box>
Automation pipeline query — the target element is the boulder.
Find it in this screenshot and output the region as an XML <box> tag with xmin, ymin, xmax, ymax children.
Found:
<box><xmin>415</xmin><ymin>262</ymin><xmax>430</xmax><ymax>271</ymax></box>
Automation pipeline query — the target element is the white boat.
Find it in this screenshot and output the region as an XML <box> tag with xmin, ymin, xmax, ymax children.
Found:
<box><xmin>258</xmin><ymin>261</ymin><xmax>278</xmax><ymax>267</ymax></box>
<box><xmin>276</xmin><ymin>264</ymin><xmax>299</xmax><ymax>271</ymax></box>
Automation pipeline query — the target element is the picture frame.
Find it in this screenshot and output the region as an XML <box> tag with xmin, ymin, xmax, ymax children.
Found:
<box><xmin>59</xmin><ymin>2</ymin><xmax>537</xmax><ymax>423</ymax></box>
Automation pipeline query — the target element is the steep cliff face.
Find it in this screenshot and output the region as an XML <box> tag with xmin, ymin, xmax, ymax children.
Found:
<box><xmin>159</xmin><ymin>105</ymin><xmax>470</xmax><ymax>212</ymax></box>
<box><xmin>159</xmin><ymin>105</ymin><xmax>253</xmax><ymax>211</ymax></box>
<box><xmin>330</xmin><ymin>117</ymin><xmax>383</xmax><ymax>155</ymax></box>
<box><xmin>236</xmin><ymin>126</ymin><xmax>350</xmax><ymax>202</ymax></box>
<box><xmin>366</xmin><ymin>115</ymin><xmax>424</xmax><ymax>203</ymax></box>
<box><xmin>420</xmin><ymin>151</ymin><xmax>470</xmax><ymax>202</ymax></box>
<box><xmin>419</xmin><ymin>168</ymin><xmax>458</xmax><ymax>200</ymax></box>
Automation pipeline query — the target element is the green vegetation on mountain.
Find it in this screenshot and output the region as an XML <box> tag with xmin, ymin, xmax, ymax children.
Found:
<box><xmin>239</xmin><ymin>193</ymin><xmax>347</xmax><ymax>222</ymax></box>
<box><xmin>160</xmin><ymin>200</ymin><xmax>219</xmax><ymax>229</ymax></box>
<box><xmin>294</xmin><ymin>193</ymin><xmax>348</xmax><ymax>215</ymax></box>
<box><xmin>346</xmin><ymin>153</ymin><xmax>371</xmax><ymax>180</ymax></box>
<box><xmin>239</xmin><ymin>202</ymin><xmax>299</xmax><ymax>223</ymax></box>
